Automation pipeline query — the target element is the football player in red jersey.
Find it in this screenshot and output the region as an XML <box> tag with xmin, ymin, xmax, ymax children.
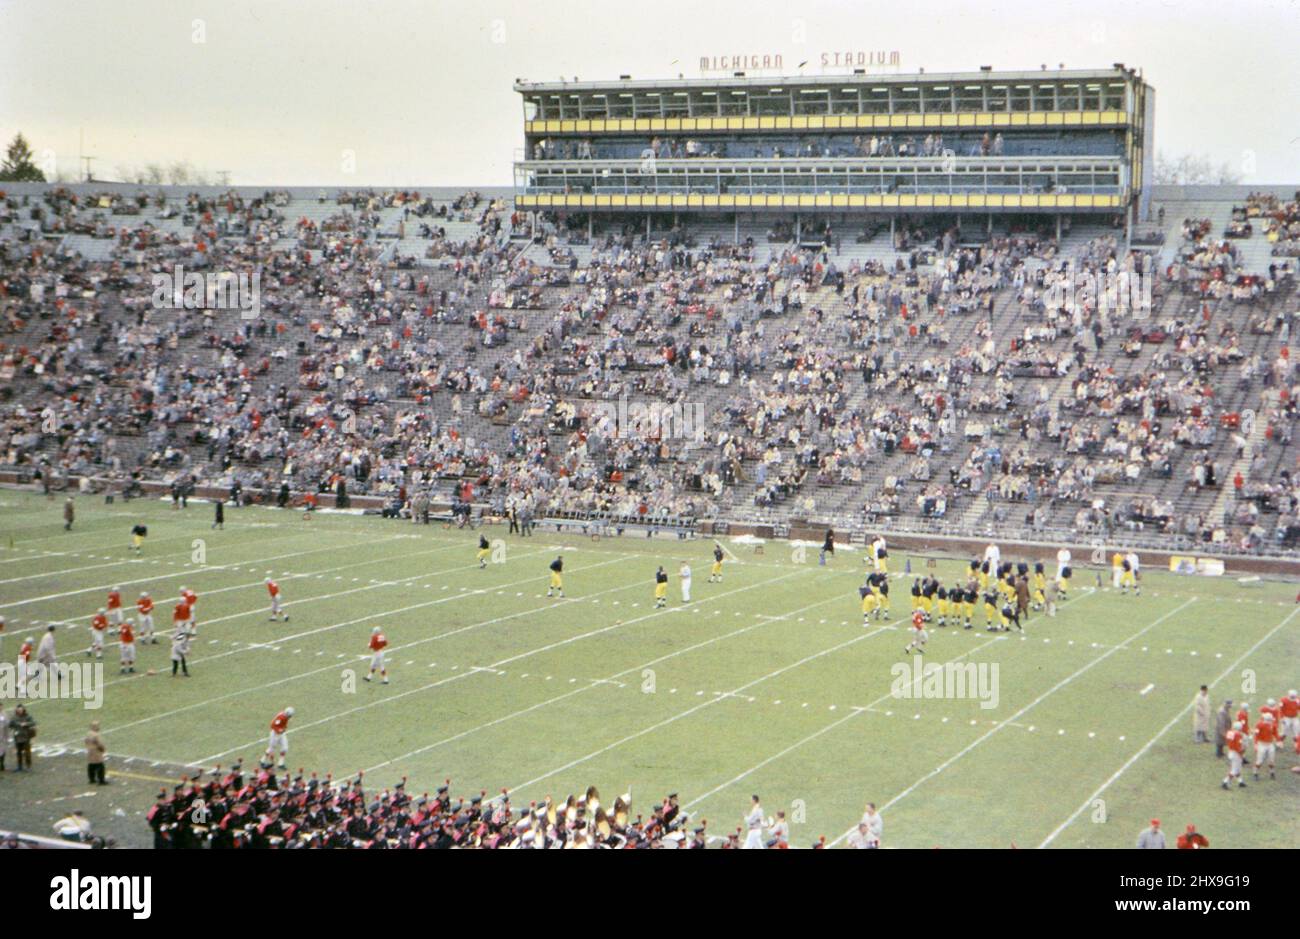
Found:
<box><xmin>106</xmin><ymin>587</ymin><xmax>124</xmax><ymax>626</ymax></box>
<box><xmin>266</xmin><ymin>577</ymin><xmax>288</xmax><ymax>622</ymax></box>
<box><xmin>88</xmin><ymin>609</ymin><xmax>109</xmax><ymax>660</ymax></box>
<box><xmin>17</xmin><ymin>635</ymin><xmax>33</xmax><ymax>694</ymax></box>
<box><xmin>180</xmin><ymin>586</ymin><xmax>198</xmax><ymax>633</ymax></box>
<box><xmin>1235</xmin><ymin>701</ymin><xmax>1251</xmax><ymax>730</ymax></box>
<box><xmin>1252</xmin><ymin>714</ymin><xmax>1279</xmax><ymax>780</ymax></box>
<box><xmin>365</xmin><ymin>627</ymin><xmax>389</xmax><ymax>684</ymax></box>
<box><xmin>1279</xmin><ymin>690</ymin><xmax>1300</xmax><ymax>745</ymax></box>
<box><xmin>136</xmin><ymin>592</ymin><xmax>156</xmax><ymax>643</ymax></box>
<box><xmin>171</xmin><ymin>601</ymin><xmax>193</xmax><ymax>677</ymax></box>
<box><xmin>265</xmin><ymin>707</ymin><xmax>295</xmax><ymax>768</ymax></box>
<box><xmin>1259</xmin><ymin>697</ymin><xmax>1282</xmax><ymax>729</ymax></box>
<box><xmin>904</xmin><ymin>609</ymin><xmax>928</xmax><ymax>655</ymax></box>
<box><xmin>118</xmin><ymin>620</ymin><xmax>136</xmax><ymax>674</ymax></box>
<box><xmin>1221</xmin><ymin>721</ymin><xmax>1248</xmax><ymax>790</ymax></box>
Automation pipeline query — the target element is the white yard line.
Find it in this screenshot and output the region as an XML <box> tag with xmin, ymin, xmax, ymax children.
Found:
<box><xmin>682</xmin><ymin>631</ymin><xmax>1009</xmax><ymax>811</ymax></box>
<box><xmin>26</xmin><ymin>538</ymin><xmax>500</xmax><ymax>656</ymax></box>
<box><xmin>0</xmin><ymin>525</ymin><xmax>338</xmax><ymax>581</ymax></box>
<box><xmin>0</xmin><ymin>522</ymin><xmax>379</xmax><ymax>582</ymax></box>
<box><xmin>76</xmin><ymin>543</ymin><xmax>571</xmax><ymax>695</ymax></box>
<box><xmin>182</xmin><ymin>567</ymin><xmax>814</xmax><ymax>768</ymax></box>
<box><xmin>0</xmin><ymin>531</ymin><xmax>406</xmax><ymax>610</ymax></box>
<box><xmin>0</xmin><ymin>518</ymin><xmax>339</xmax><ymax>557</ymax></box>
<box><xmin>0</xmin><ymin>522</ymin><xmax>357</xmax><ymax>583</ymax></box>
<box><xmin>71</xmin><ymin>551</ymin><xmax>639</xmax><ymax>749</ymax></box>
<box><xmin>66</xmin><ymin>564</ymin><xmax>644</xmax><ymax>745</ymax></box>
<box><xmin>0</xmin><ymin>553</ymin><xmax>208</xmax><ymax>586</ymax></box>
<box><xmin>1037</xmin><ymin>605</ymin><xmax>1300</xmax><ymax>848</ymax></box>
<box><xmin>358</xmin><ymin>575</ymin><xmax>827</xmax><ymax>776</ymax></box>
<box><xmin>0</xmin><ymin>506</ymin><xmax>396</xmax><ymax>547</ymax></box>
<box><xmin>498</xmin><ymin>597</ymin><xmax>896</xmax><ymax>798</ymax></box>
<box><xmin>0</xmin><ymin>549</ymin><xmax>86</xmax><ymax>566</ymax></box>
<box><xmin>356</xmin><ymin>569</ymin><xmax>842</xmax><ymax>775</ymax></box>
<box><xmin>826</xmin><ymin>594</ymin><xmax>1195</xmax><ymax>847</ymax></box>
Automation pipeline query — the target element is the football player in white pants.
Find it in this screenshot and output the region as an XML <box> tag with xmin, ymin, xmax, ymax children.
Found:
<box><xmin>1280</xmin><ymin>690</ymin><xmax>1300</xmax><ymax>742</ymax></box>
<box><xmin>106</xmin><ymin>587</ymin><xmax>124</xmax><ymax>626</ymax></box>
<box><xmin>118</xmin><ymin>621</ymin><xmax>136</xmax><ymax>674</ymax></box>
<box><xmin>743</xmin><ymin>795</ymin><xmax>767</xmax><ymax>849</ymax></box>
<box><xmin>679</xmin><ymin>561</ymin><xmax>691</xmax><ymax>603</ymax></box>
<box><xmin>1253</xmin><ymin>714</ymin><xmax>1279</xmax><ymax>780</ymax></box>
<box><xmin>266</xmin><ymin>578</ymin><xmax>288</xmax><ymax>622</ymax></box>
<box><xmin>861</xmin><ymin>803</ymin><xmax>883</xmax><ymax>848</ymax></box>
<box><xmin>136</xmin><ymin>592</ymin><xmax>155</xmax><ymax>643</ymax></box>
<box><xmin>904</xmin><ymin>610</ymin><xmax>928</xmax><ymax>654</ymax></box>
<box><xmin>365</xmin><ymin>627</ymin><xmax>389</xmax><ymax>683</ymax></box>
<box><xmin>88</xmin><ymin>609</ymin><xmax>108</xmax><ymax>659</ymax></box>
<box><xmin>1222</xmin><ymin>721</ymin><xmax>1247</xmax><ymax>789</ymax></box>
<box><xmin>266</xmin><ymin>707</ymin><xmax>294</xmax><ymax>768</ymax></box>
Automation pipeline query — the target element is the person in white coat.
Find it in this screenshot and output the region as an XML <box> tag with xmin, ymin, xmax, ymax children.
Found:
<box><xmin>1192</xmin><ymin>685</ymin><xmax>1211</xmax><ymax>743</ymax></box>
<box><xmin>35</xmin><ymin>625</ymin><xmax>57</xmax><ymax>680</ymax></box>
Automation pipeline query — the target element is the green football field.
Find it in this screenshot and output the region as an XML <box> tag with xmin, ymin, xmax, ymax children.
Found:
<box><xmin>1</xmin><ymin>489</ymin><xmax>1296</xmax><ymax>849</ymax></box>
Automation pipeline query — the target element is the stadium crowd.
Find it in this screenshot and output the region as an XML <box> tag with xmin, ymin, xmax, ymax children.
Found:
<box><xmin>2</xmin><ymin>184</ymin><xmax>1298</xmax><ymax>550</ymax></box>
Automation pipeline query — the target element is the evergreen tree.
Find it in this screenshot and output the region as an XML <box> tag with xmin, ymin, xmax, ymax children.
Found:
<box><xmin>0</xmin><ymin>133</ymin><xmax>46</xmax><ymax>182</ymax></box>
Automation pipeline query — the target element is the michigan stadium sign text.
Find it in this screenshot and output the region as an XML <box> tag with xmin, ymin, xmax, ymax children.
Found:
<box><xmin>699</xmin><ymin>54</ymin><xmax>783</xmax><ymax>72</ymax></box>
<box><xmin>699</xmin><ymin>50</ymin><xmax>900</xmax><ymax>73</ymax></box>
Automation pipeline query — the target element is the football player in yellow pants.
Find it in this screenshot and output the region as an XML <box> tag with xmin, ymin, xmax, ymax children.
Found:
<box><xmin>861</xmin><ymin>583</ymin><xmax>879</xmax><ymax>625</ymax></box>
<box><xmin>547</xmin><ymin>555</ymin><xmax>564</xmax><ymax>598</ymax></box>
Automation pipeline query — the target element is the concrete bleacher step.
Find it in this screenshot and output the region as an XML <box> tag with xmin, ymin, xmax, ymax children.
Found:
<box><xmin>1236</xmin><ymin>231</ymin><xmax>1286</xmax><ymax>276</ymax></box>
<box><xmin>59</xmin><ymin>234</ymin><xmax>119</xmax><ymax>261</ymax></box>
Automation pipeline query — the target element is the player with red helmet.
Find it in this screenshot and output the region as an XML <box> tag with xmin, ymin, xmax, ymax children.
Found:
<box><xmin>106</xmin><ymin>587</ymin><xmax>124</xmax><ymax>626</ymax></box>
<box><xmin>904</xmin><ymin>609</ymin><xmax>928</xmax><ymax>655</ymax></box>
<box><xmin>1222</xmin><ymin>721</ymin><xmax>1248</xmax><ymax>790</ymax></box>
<box><xmin>365</xmin><ymin>627</ymin><xmax>389</xmax><ymax>684</ymax></box>
<box><xmin>265</xmin><ymin>707</ymin><xmax>295</xmax><ymax>769</ymax></box>
<box><xmin>1253</xmin><ymin>714</ymin><xmax>1279</xmax><ymax>780</ymax></box>
<box><xmin>266</xmin><ymin>577</ymin><xmax>288</xmax><ymax>622</ymax></box>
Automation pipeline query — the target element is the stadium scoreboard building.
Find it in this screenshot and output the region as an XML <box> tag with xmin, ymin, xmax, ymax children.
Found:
<box><xmin>514</xmin><ymin>65</ymin><xmax>1155</xmax><ymax>235</ymax></box>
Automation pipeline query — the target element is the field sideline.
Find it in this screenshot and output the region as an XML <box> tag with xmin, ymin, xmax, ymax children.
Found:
<box><xmin>1</xmin><ymin>489</ymin><xmax>1297</xmax><ymax>848</ymax></box>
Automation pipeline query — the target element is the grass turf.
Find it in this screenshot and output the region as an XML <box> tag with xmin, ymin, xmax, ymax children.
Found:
<box><xmin>0</xmin><ymin>489</ymin><xmax>1296</xmax><ymax>848</ymax></box>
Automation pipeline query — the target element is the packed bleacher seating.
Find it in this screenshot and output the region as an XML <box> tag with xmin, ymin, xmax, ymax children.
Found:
<box><xmin>2</xmin><ymin>183</ymin><xmax>1298</xmax><ymax>554</ymax></box>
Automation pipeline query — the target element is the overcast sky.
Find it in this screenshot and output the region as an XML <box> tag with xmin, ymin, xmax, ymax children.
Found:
<box><xmin>2</xmin><ymin>0</ymin><xmax>1297</xmax><ymax>186</ymax></box>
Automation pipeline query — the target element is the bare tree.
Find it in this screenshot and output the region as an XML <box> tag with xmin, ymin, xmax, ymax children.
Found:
<box><xmin>164</xmin><ymin>160</ymin><xmax>213</xmax><ymax>186</ymax></box>
<box><xmin>1154</xmin><ymin>151</ymin><xmax>1242</xmax><ymax>186</ymax></box>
